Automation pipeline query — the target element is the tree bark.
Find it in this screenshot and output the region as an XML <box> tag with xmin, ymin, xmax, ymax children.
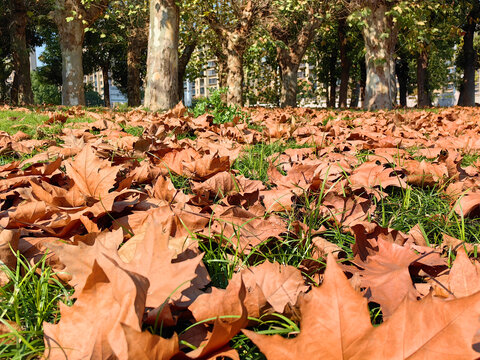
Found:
<box><xmin>362</xmin><ymin>3</ymin><xmax>398</xmax><ymax>110</ymax></box>
<box><xmin>458</xmin><ymin>18</ymin><xmax>476</xmax><ymax>107</ymax></box>
<box><xmin>327</xmin><ymin>53</ymin><xmax>338</xmax><ymax>108</ymax></box>
<box><xmin>9</xmin><ymin>0</ymin><xmax>33</xmax><ymax>105</ymax></box>
<box><xmin>277</xmin><ymin>48</ymin><xmax>300</xmax><ymax>108</ymax></box>
<box><xmin>416</xmin><ymin>48</ymin><xmax>431</xmax><ymax>108</ymax></box>
<box><xmin>177</xmin><ymin>40</ymin><xmax>197</xmax><ymax>102</ymax></box>
<box><xmin>101</xmin><ymin>65</ymin><xmax>110</xmax><ymax>108</ymax></box>
<box><xmin>10</xmin><ymin>73</ymin><xmax>19</xmax><ymax>105</ymax></box>
<box><xmin>58</xmin><ymin>17</ymin><xmax>85</xmax><ymax>106</ymax></box>
<box><xmin>145</xmin><ymin>0</ymin><xmax>179</xmax><ymax>111</ymax></box>
<box><xmin>396</xmin><ymin>57</ymin><xmax>408</xmax><ymax>107</ymax></box>
<box><xmin>338</xmin><ymin>18</ymin><xmax>351</xmax><ymax>108</ymax></box>
<box><xmin>225</xmin><ymin>36</ymin><xmax>244</xmax><ymax>106</ymax></box>
<box><xmin>350</xmin><ymin>81</ymin><xmax>360</xmax><ymax>108</ymax></box>
<box><xmin>54</xmin><ymin>0</ymin><xmax>108</xmax><ymax>106</ymax></box>
<box><xmin>360</xmin><ymin>59</ymin><xmax>366</xmax><ymax>106</ymax></box>
<box><xmin>127</xmin><ymin>33</ymin><xmax>142</xmax><ymax>107</ymax></box>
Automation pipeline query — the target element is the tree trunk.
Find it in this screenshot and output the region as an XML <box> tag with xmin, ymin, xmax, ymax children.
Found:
<box><xmin>362</xmin><ymin>3</ymin><xmax>398</xmax><ymax>110</ymax></box>
<box><xmin>217</xmin><ymin>56</ymin><xmax>228</xmax><ymax>90</ymax></box>
<box><xmin>360</xmin><ymin>59</ymin><xmax>366</xmax><ymax>107</ymax></box>
<box><xmin>416</xmin><ymin>48</ymin><xmax>431</xmax><ymax>108</ymax></box>
<box><xmin>350</xmin><ymin>81</ymin><xmax>360</xmax><ymax>108</ymax></box>
<box><xmin>9</xmin><ymin>0</ymin><xmax>33</xmax><ymax>105</ymax></box>
<box><xmin>226</xmin><ymin>36</ymin><xmax>244</xmax><ymax>106</ymax></box>
<box><xmin>127</xmin><ymin>34</ymin><xmax>142</xmax><ymax>107</ymax></box>
<box><xmin>57</xmin><ymin>17</ymin><xmax>85</xmax><ymax>106</ymax></box>
<box><xmin>54</xmin><ymin>0</ymin><xmax>107</xmax><ymax>107</ymax></box>
<box><xmin>277</xmin><ymin>48</ymin><xmax>300</xmax><ymax>108</ymax></box>
<box><xmin>327</xmin><ymin>53</ymin><xmax>338</xmax><ymax>108</ymax></box>
<box><xmin>178</xmin><ymin>41</ymin><xmax>197</xmax><ymax>102</ymax></box>
<box><xmin>396</xmin><ymin>57</ymin><xmax>408</xmax><ymax>107</ymax></box>
<box><xmin>459</xmin><ymin>20</ymin><xmax>476</xmax><ymax>106</ymax></box>
<box><xmin>145</xmin><ymin>0</ymin><xmax>179</xmax><ymax>111</ymax></box>
<box><xmin>10</xmin><ymin>73</ymin><xmax>19</xmax><ymax>105</ymax></box>
<box><xmin>101</xmin><ymin>65</ymin><xmax>110</xmax><ymax>108</ymax></box>
<box><xmin>338</xmin><ymin>18</ymin><xmax>351</xmax><ymax>108</ymax></box>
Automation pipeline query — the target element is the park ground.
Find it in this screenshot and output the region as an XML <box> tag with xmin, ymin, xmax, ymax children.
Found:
<box><xmin>1</xmin><ymin>104</ymin><xmax>480</xmax><ymax>358</ymax></box>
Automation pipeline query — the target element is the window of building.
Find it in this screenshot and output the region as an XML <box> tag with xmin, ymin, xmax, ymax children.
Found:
<box><xmin>208</xmin><ymin>61</ymin><xmax>216</xmax><ymax>68</ymax></box>
<box><xmin>200</xmin><ymin>87</ymin><xmax>205</xmax><ymax>95</ymax></box>
<box><xmin>209</xmin><ymin>78</ymin><xmax>217</xmax><ymax>85</ymax></box>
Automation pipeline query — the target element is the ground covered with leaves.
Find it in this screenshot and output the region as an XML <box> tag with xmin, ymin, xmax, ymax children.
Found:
<box><xmin>1</xmin><ymin>104</ymin><xmax>480</xmax><ymax>359</ymax></box>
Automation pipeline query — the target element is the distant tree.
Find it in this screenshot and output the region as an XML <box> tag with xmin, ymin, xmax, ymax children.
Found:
<box><xmin>83</xmin><ymin>14</ymin><xmax>126</xmax><ymax>107</ymax></box>
<box><xmin>31</xmin><ymin>70</ymin><xmax>61</xmax><ymax>104</ymax></box>
<box><xmin>398</xmin><ymin>1</ymin><xmax>458</xmax><ymax>107</ymax></box>
<box><xmin>348</xmin><ymin>0</ymin><xmax>400</xmax><ymax>110</ymax></box>
<box><xmin>457</xmin><ymin>0</ymin><xmax>480</xmax><ymax>106</ymax></box>
<box><xmin>52</xmin><ymin>0</ymin><xmax>109</xmax><ymax>106</ymax></box>
<box><xmin>7</xmin><ymin>0</ymin><xmax>34</xmax><ymax>105</ymax></box>
<box><xmin>195</xmin><ymin>0</ymin><xmax>270</xmax><ymax>106</ymax></box>
<box><xmin>309</xmin><ymin>22</ymin><xmax>341</xmax><ymax>107</ymax></box>
<box><xmin>265</xmin><ymin>0</ymin><xmax>325</xmax><ymax>108</ymax></box>
<box><xmin>0</xmin><ymin>1</ymin><xmax>13</xmax><ymax>103</ymax></box>
<box><xmin>36</xmin><ymin>32</ymin><xmax>63</xmax><ymax>87</ymax></box>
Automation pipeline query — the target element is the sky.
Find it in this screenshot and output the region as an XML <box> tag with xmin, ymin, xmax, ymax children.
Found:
<box><xmin>35</xmin><ymin>45</ymin><xmax>46</xmax><ymax>67</ymax></box>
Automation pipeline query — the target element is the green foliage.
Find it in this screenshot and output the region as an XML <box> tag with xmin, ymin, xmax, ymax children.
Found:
<box><xmin>191</xmin><ymin>88</ymin><xmax>247</xmax><ymax>124</ymax></box>
<box><xmin>31</xmin><ymin>71</ymin><xmax>61</xmax><ymax>105</ymax></box>
<box><xmin>85</xmin><ymin>84</ymin><xmax>104</xmax><ymax>107</ymax></box>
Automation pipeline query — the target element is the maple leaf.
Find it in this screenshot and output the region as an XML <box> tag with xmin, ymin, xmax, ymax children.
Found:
<box><xmin>447</xmin><ymin>247</ymin><xmax>480</xmax><ymax>298</ymax></box>
<box><xmin>121</xmin><ymin>325</ymin><xmax>180</xmax><ymax>360</ymax></box>
<box><xmin>245</xmin><ymin>254</ymin><xmax>480</xmax><ymax>359</ymax></box>
<box><xmin>357</xmin><ymin>239</ymin><xmax>421</xmax><ymax>317</ymax></box>
<box><xmin>64</xmin><ymin>145</ymin><xmax>121</xmax><ymax>199</ymax></box>
<box><xmin>122</xmin><ymin>215</ymin><xmax>209</xmax><ymax>308</ymax></box>
<box><xmin>46</xmin><ymin>229</ymin><xmax>124</xmax><ymax>296</ymax></box>
<box><xmin>43</xmin><ymin>254</ymin><xmax>149</xmax><ymax>360</ymax></box>
<box><xmin>0</xmin><ymin>229</ymin><xmax>19</xmax><ymax>286</ymax></box>
<box><xmin>190</xmin><ymin>261</ymin><xmax>307</xmax><ymax>322</ymax></box>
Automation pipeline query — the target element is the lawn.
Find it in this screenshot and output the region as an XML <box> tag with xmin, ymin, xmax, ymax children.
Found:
<box><xmin>1</xmin><ymin>105</ymin><xmax>480</xmax><ymax>359</ymax></box>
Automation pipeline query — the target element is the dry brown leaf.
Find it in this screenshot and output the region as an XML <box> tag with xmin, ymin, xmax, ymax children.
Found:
<box><xmin>43</xmin><ymin>254</ymin><xmax>148</xmax><ymax>360</ymax></box>
<box><xmin>245</xmin><ymin>254</ymin><xmax>480</xmax><ymax>359</ymax></box>
<box><xmin>448</xmin><ymin>247</ymin><xmax>480</xmax><ymax>297</ymax></box>
<box><xmin>0</xmin><ymin>230</ymin><xmax>19</xmax><ymax>286</ymax></box>
<box><xmin>64</xmin><ymin>145</ymin><xmax>121</xmax><ymax>199</ymax></box>
<box><xmin>121</xmin><ymin>325</ymin><xmax>181</xmax><ymax>360</ymax></box>
<box><xmin>358</xmin><ymin>239</ymin><xmax>421</xmax><ymax>317</ymax></box>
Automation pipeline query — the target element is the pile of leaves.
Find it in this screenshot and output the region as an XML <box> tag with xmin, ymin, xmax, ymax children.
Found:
<box><xmin>1</xmin><ymin>104</ymin><xmax>480</xmax><ymax>359</ymax></box>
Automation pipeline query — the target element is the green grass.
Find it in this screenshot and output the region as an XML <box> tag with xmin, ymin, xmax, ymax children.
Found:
<box><xmin>461</xmin><ymin>152</ymin><xmax>480</xmax><ymax>167</ymax></box>
<box><xmin>233</xmin><ymin>140</ymin><xmax>313</xmax><ymax>184</ymax></box>
<box><xmin>0</xmin><ymin>110</ymin><xmax>94</xmax><ymax>140</ymax></box>
<box><xmin>0</xmin><ymin>252</ymin><xmax>72</xmax><ymax>359</ymax></box>
<box><xmin>375</xmin><ymin>185</ymin><xmax>480</xmax><ymax>244</ymax></box>
<box><xmin>121</xmin><ymin>125</ymin><xmax>144</xmax><ymax>137</ymax></box>
<box><xmin>0</xmin><ymin>111</ymin><xmax>49</xmax><ymax>138</ymax></box>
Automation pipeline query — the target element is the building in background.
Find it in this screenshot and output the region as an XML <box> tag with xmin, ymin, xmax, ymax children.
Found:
<box><xmin>84</xmin><ymin>69</ymin><xmax>127</xmax><ymax>107</ymax></box>
<box><xmin>183</xmin><ymin>59</ymin><xmax>219</xmax><ymax>106</ymax></box>
<box><xmin>7</xmin><ymin>49</ymin><xmax>37</xmax><ymax>84</ymax></box>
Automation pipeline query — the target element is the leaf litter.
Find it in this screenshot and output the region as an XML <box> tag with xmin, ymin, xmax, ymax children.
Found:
<box><xmin>1</xmin><ymin>104</ymin><xmax>480</xmax><ymax>358</ymax></box>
